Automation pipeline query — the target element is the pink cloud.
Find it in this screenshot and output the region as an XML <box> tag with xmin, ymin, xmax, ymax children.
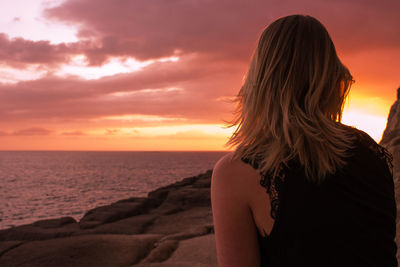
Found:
<box><xmin>0</xmin><ymin>54</ymin><xmax>241</xmax><ymax>125</ymax></box>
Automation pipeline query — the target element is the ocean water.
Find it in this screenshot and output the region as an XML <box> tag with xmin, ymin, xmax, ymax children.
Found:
<box><xmin>0</xmin><ymin>151</ymin><xmax>228</xmax><ymax>229</ymax></box>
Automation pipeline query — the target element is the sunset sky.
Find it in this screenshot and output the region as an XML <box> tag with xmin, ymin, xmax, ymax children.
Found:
<box><xmin>0</xmin><ymin>0</ymin><xmax>399</xmax><ymax>151</ymax></box>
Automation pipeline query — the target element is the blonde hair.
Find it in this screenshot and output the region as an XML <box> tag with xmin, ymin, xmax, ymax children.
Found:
<box><xmin>225</xmin><ymin>15</ymin><xmax>356</xmax><ymax>184</ymax></box>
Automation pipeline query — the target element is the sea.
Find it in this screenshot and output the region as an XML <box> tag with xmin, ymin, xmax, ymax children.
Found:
<box><xmin>0</xmin><ymin>151</ymin><xmax>228</xmax><ymax>229</ymax></box>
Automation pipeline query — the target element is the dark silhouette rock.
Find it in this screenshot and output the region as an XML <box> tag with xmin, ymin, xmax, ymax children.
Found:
<box><xmin>379</xmin><ymin>87</ymin><xmax>400</xmax><ymax>263</ymax></box>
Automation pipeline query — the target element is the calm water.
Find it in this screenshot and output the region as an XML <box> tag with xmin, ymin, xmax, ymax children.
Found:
<box><xmin>0</xmin><ymin>151</ymin><xmax>228</xmax><ymax>229</ymax></box>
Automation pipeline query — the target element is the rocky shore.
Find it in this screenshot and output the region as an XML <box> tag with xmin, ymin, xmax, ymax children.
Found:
<box><xmin>0</xmin><ymin>170</ymin><xmax>217</xmax><ymax>267</ymax></box>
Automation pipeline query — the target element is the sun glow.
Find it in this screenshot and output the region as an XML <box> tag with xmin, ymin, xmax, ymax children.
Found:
<box><xmin>56</xmin><ymin>55</ymin><xmax>180</xmax><ymax>80</ymax></box>
<box><xmin>342</xmin><ymin>110</ymin><xmax>387</xmax><ymax>142</ymax></box>
<box><xmin>342</xmin><ymin>91</ymin><xmax>391</xmax><ymax>143</ymax></box>
<box><xmin>0</xmin><ymin>64</ymin><xmax>48</xmax><ymax>83</ymax></box>
<box><xmin>101</xmin><ymin>114</ymin><xmax>187</xmax><ymax>122</ymax></box>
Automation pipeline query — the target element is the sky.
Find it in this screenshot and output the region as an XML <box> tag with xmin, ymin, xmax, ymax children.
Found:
<box><xmin>0</xmin><ymin>0</ymin><xmax>399</xmax><ymax>151</ymax></box>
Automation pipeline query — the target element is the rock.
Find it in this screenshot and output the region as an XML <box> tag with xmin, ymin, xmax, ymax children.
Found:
<box><xmin>139</xmin><ymin>234</ymin><xmax>217</xmax><ymax>267</ymax></box>
<box><xmin>138</xmin><ymin>239</ymin><xmax>179</xmax><ymax>263</ymax></box>
<box><xmin>0</xmin><ymin>217</ymin><xmax>79</xmax><ymax>241</ymax></box>
<box><xmin>0</xmin><ymin>170</ymin><xmax>216</xmax><ymax>265</ymax></box>
<box><xmin>0</xmin><ymin>234</ymin><xmax>161</xmax><ymax>267</ymax></box>
<box><xmin>79</xmin><ymin>199</ymin><xmax>158</xmax><ymax>229</ymax></box>
<box><xmin>134</xmin><ymin>234</ymin><xmax>217</xmax><ymax>267</ymax></box>
<box><xmin>154</xmin><ymin>187</ymin><xmax>211</xmax><ymax>214</ymax></box>
<box><xmin>134</xmin><ymin>262</ymin><xmax>213</xmax><ymax>267</ymax></box>
<box><xmin>75</xmin><ymin>214</ymin><xmax>157</xmax><ymax>236</ymax></box>
<box><xmin>32</xmin><ymin>217</ymin><xmax>77</xmax><ymax>228</ymax></box>
<box><xmin>192</xmin><ymin>177</ymin><xmax>211</xmax><ymax>188</ymax></box>
<box><xmin>145</xmin><ymin>207</ymin><xmax>213</xmax><ymax>235</ymax></box>
<box><xmin>159</xmin><ymin>224</ymin><xmax>214</xmax><ymax>242</ymax></box>
<box><xmin>0</xmin><ymin>241</ymin><xmax>24</xmax><ymax>257</ymax></box>
<box><xmin>379</xmin><ymin>87</ymin><xmax>400</xmax><ymax>263</ymax></box>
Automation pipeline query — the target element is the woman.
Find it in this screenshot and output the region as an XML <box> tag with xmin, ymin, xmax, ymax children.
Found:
<box><xmin>211</xmin><ymin>15</ymin><xmax>397</xmax><ymax>267</ymax></box>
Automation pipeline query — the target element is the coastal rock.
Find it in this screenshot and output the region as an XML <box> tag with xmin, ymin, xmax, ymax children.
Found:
<box><xmin>379</xmin><ymin>87</ymin><xmax>400</xmax><ymax>262</ymax></box>
<box><xmin>0</xmin><ymin>241</ymin><xmax>24</xmax><ymax>258</ymax></box>
<box><xmin>0</xmin><ymin>217</ymin><xmax>79</xmax><ymax>241</ymax></box>
<box><xmin>0</xmin><ymin>234</ymin><xmax>161</xmax><ymax>267</ymax></box>
<box><xmin>0</xmin><ymin>170</ymin><xmax>216</xmax><ymax>266</ymax></box>
<box><xmin>145</xmin><ymin>207</ymin><xmax>213</xmax><ymax>235</ymax></box>
<box><xmin>381</xmin><ymin>88</ymin><xmax>400</xmax><ymax>185</ymax></box>
<box><xmin>162</xmin><ymin>234</ymin><xmax>217</xmax><ymax>266</ymax></box>
<box><xmin>75</xmin><ymin>214</ymin><xmax>158</xmax><ymax>236</ymax></box>
<box><xmin>79</xmin><ymin>199</ymin><xmax>158</xmax><ymax>229</ymax></box>
<box><xmin>135</xmin><ymin>234</ymin><xmax>217</xmax><ymax>267</ymax></box>
<box><xmin>138</xmin><ymin>239</ymin><xmax>180</xmax><ymax>263</ymax></box>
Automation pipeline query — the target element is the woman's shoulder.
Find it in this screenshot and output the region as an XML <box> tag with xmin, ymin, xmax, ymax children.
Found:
<box><xmin>211</xmin><ymin>152</ymin><xmax>262</xmax><ymax>198</ymax></box>
<box><xmin>338</xmin><ymin>123</ymin><xmax>393</xmax><ymax>176</ymax></box>
<box><xmin>213</xmin><ymin>151</ymin><xmax>257</xmax><ymax>173</ymax></box>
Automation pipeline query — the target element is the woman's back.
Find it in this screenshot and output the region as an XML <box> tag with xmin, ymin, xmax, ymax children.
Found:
<box><xmin>242</xmin><ymin>124</ymin><xmax>397</xmax><ymax>266</ymax></box>
<box><xmin>211</xmin><ymin>14</ymin><xmax>397</xmax><ymax>267</ymax></box>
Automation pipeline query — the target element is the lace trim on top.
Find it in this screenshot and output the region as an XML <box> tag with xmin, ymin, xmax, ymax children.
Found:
<box><xmin>259</xmin><ymin>164</ymin><xmax>286</xmax><ymax>220</ymax></box>
<box><xmin>348</xmin><ymin>126</ymin><xmax>394</xmax><ymax>177</ymax></box>
<box><xmin>241</xmin><ymin>126</ymin><xmax>394</xmax><ymax>222</ymax></box>
<box><xmin>241</xmin><ymin>157</ymin><xmax>286</xmax><ymax>220</ymax></box>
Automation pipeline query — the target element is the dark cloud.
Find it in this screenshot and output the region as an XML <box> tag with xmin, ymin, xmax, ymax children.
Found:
<box><xmin>60</xmin><ymin>130</ymin><xmax>86</xmax><ymax>135</ymax></box>
<box><xmin>0</xmin><ymin>33</ymin><xmax>80</xmax><ymax>67</ymax></box>
<box><xmin>43</xmin><ymin>0</ymin><xmax>400</xmax><ymax>65</ymax></box>
<box><xmin>11</xmin><ymin>127</ymin><xmax>52</xmax><ymax>136</ymax></box>
<box><xmin>0</xmin><ymin>0</ymin><xmax>398</xmax><ymax>68</ymax></box>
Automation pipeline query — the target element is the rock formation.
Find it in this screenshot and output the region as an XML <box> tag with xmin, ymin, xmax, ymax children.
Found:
<box><xmin>0</xmin><ymin>170</ymin><xmax>217</xmax><ymax>267</ymax></box>
<box><xmin>379</xmin><ymin>87</ymin><xmax>400</xmax><ymax>263</ymax></box>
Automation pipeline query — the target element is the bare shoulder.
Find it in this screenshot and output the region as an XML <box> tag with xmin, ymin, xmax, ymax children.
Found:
<box><xmin>211</xmin><ymin>152</ymin><xmax>259</xmax><ymax>199</ymax></box>
<box><xmin>213</xmin><ymin>152</ymin><xmax>250</xmax><ymax>178</ymax></box>
<box><xmin>213</xmin><ymin>151</ymin><xmax>236</xmax><ymax>172</ymax></box>
<box><xmin>211</xmin><ymin>152</ymin><xmax>262</xmax><ymax>267</ymax></box>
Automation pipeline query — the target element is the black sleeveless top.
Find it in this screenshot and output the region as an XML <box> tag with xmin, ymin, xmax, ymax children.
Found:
<box><xmin>241</xmin><ymin>125</ymin><xmax>398</xmax><ymax>267</ymax></box>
